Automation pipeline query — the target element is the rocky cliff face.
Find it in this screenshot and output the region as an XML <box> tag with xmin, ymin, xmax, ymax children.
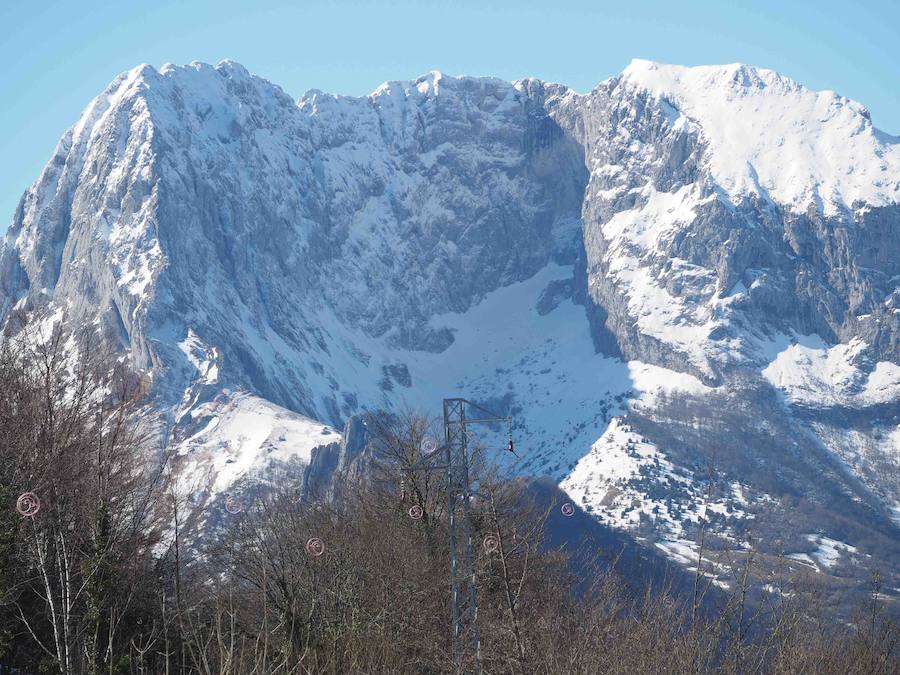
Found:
<box><xmin>1</xmin><ymin>59</ymin><xmax>898</xmax><ymax>611</ymax></box>
<box><xmin>544</xmin><ymin>61</ymin><xmax>900</xmax><ymax>383</ymax></box>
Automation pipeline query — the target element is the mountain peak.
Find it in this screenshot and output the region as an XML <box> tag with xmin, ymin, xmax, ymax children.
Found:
<box><xmin>620</xmin><ymin>59</ymin><xmax>802</xmax><ymax>95</ymax></box>
<box><xmin>616</xmin><ymin>59</ymin><xmax>900</xmax><ymax>214</ymax></box>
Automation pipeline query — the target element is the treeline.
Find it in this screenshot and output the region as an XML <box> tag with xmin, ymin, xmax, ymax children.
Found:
<box><xmin>0</xmin><ymin>331</ymin><xmax>897</xmax><ymax>673</ymax></box>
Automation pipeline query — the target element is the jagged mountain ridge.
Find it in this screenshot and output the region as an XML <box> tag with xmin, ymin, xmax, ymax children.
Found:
<box><xmin>1</xmin><ymin>59</ymin><xmax>899</xmax><ymax>609</ymax></box>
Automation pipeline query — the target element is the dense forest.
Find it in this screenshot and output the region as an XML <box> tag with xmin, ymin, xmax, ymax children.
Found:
<box><xmin>0</xmin><ymin>328</ymin><xmax>897</xmax><ymax>674</ymax></box>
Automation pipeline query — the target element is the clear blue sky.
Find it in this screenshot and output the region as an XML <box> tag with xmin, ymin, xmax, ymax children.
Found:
<box><xmin>1</xmin><ymin>0</ymin><xmax>898</xmax><ymax>234</ymax></box>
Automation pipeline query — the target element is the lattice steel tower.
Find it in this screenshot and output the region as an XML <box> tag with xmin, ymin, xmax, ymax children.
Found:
<box><xmin>408</xmin><ymin>398</ymin><xmax>513</xmax><ymax>674</ymax></box>
<box><xmin>442</xmin><ymin>398</ymin><xmax>513</xmax><ymax>674</ymax></box>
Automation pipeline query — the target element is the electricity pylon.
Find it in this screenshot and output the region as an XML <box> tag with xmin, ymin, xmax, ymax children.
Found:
<box><xmin>412</xmin><ymin>398</ymin><xmax>514</xmax><ymax>675</ymax></box>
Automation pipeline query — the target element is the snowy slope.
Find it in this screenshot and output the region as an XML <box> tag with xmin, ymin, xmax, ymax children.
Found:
<box><xmin>620</xmin><ymin>59</ymin><xmax>900</xmax><ymax>215</ymax></box>
<box><xmin>762</xmin><ymin>334</ymin><xmax>900</xmax><ymax>407</ymax></box>
<box><xmin>170</xmin><ymin>390</ymin><xmax>341</xmax><ymax>503</ymax></box>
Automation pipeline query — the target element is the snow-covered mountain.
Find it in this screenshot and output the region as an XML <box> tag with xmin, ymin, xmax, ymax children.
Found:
<box><xmin>2</xmin><ymin>59</ymin><xmax>898</xmax><ymax>609</ymax></box>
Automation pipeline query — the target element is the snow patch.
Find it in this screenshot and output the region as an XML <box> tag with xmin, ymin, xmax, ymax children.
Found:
<box><xmin>762</xmin><ymin>335</ymin><xmax>900</xmax><ymax>406</ymax></box>
<box><xmin>173</xmin><ymin>391</ymin><xmax>341</xmax><ymax>499</ymax></box>
<box><xmin>808</xmin><ymin>535</ymin><xmax>857</xmax><ymax>568</ymax></box>
<box><xmin>178</xmin><ymin>329</ymin><xmax>220</xmax><ymax>385</ymax></box>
